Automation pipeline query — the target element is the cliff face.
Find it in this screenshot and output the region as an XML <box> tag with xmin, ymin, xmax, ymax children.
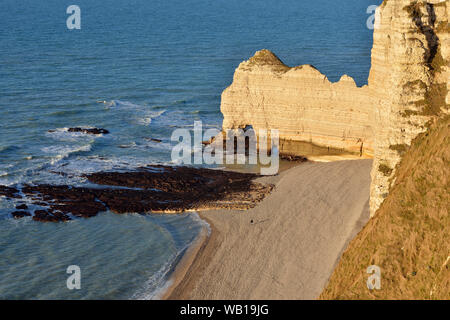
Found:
<box><xmin>220</xmin><ymin>0</ymin><xmax>449</xmax><ymax>216</ymax></box>
<box><xmin>221</xmin><ymin>50</ymin><xmax>374</xmax><ymax>157</ymax></box>
<box><xmin>320</xmin><ymin>115</ymin><xmax>449</xmax><ymax>300</ymax></box>
<box><xmin>368</xmin><ymin>0</ymin><xmax>449</xmax><ymax>216</ymax></box>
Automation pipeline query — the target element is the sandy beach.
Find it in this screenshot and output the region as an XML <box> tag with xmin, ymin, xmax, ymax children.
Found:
<box><xmin>166</xmin><ymin>159</ymin><xmax>372</xmax><ymax>299</ymax></box>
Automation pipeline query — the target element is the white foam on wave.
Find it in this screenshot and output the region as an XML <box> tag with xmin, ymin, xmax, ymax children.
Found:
<box><xmin>130</xmin><ymin>238</ymin><xmax>199</xmax><ymax>300</ymax></box>
<box><xmin>190</xmin><ymin>212</ymin><xmax>211</xmax><ymax>236</ymax></box>
<box><xmin>131</xmin><ymin>212</ymin><xmax>210</xmax><ymax>300</ymax></box>
<box><xmin>46</xmin><ymin>128</ymin><xmax>107</xmax><ymax>141</ymax></box>
<box><xmin>138</xmin><ymin>110</ymin><xmax>166</xmax><ymax>126</ymax></box>
<box><xmin>47</xmin><ymin>155</ymin><xmax>172</xmax><ymax>185</ymax></box>
<box><xmin>130</xmin><ymin>254</ymin><xmax>177</xmax><ymax>300</ymax></box>
<box><xmin>100</xmin><ymin>99</ymin><xmax>143</xmax><ymax>110</ymax></box>
<box><xmin>42</xmin><ymin>144</ymin><xmax>93</xmax><ymax>166</ymax></box>
<box><xmin>0</xmin><ymin>164</ymin><xmax>23</xmax><ymax>186</ymax></box>
<box><xmin>100</xmin><ymin>100</ymin><xmax>167</xmax><ymax>126</ymax></box>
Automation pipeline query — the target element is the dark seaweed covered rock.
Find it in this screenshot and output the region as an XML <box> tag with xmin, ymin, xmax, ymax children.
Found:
<box><xmin>67</xmin><ymin>128</ymin><xmax>109</xmax><ymax>135</ymax></box>
<box><xmin>280</xmin><ymin>154</ymin><xmax>308</xmax><ymax>162</ymax></box>
<box><xmin>0</xmin><ymin>186</ymin><xmax>21</xmax><ymax>199</ymax></box>
<box><xmin>2</xmin><ymin>165</ymin><xmax>274</xmax><ymax>223</ymax></box>
<box><xmin>32</xmin><ymin>210</ymin><xmax>71</xmax><ymax>222</ymax></box>
<box><xmin>11</xmin><ymin>211</ymin><xmax>31</xmax><ymax>219</ymax></box>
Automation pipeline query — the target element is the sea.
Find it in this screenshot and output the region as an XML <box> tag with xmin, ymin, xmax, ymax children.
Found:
<box><xmin>0</xmin><ymin>0</ymin><xmax>382</xmax><ymax>299</ymax></box>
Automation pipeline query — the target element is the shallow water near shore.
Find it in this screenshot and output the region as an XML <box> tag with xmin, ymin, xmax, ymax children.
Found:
<box><xmin>0</xmin><ymin>0</ymin><xmax>381</xmax><ymax>298</ymax></box>
<box><xmin>0</xmin><ymin>212</ymin><xmax>204</xmax><ymax>299</ymax></box>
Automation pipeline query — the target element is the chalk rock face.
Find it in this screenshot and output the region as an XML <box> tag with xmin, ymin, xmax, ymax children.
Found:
<box><xmin>219</xmin><ymin>0</ymin><xmax>449</xmax><ymax>217</ymax></box>
<box><xmin>221</xmin><ymin>50</ymin><xmax>374</xmax><ymax>157</ymax></box>
<box><xmin>369</xmin><ymin>0</ymin><xmax>449</xmax><ymax>215</ymax></box>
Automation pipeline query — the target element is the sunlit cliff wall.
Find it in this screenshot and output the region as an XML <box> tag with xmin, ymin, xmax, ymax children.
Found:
<box><xmin>219</xmin><ymin>0</ymin><xmax>449</xmax><ymax>216</ymax></box>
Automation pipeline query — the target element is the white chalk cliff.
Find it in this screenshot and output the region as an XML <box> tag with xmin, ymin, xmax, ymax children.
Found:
<box><xmin>219</xmin><ymin>0</ymin><xmax>449</xmax><ymax>216</ymax></box>
<box><xmin>221</xmin><ymin>53</ymin><xmax>374</xmax><ymax>156</ymax></box>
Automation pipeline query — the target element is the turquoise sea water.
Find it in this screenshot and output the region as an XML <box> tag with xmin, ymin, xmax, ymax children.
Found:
<box><xmin>0</xmin><ymin>0</ymin><xmax>381</xmax><ymax>299</ymax></box>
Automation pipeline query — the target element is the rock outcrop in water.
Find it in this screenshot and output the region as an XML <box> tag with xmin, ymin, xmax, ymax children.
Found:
<box><xmin>0</xmin><ymin>166</ymin><xmax>273</xmax><ymax>222</ymax></box>
<box><xmin>220</xmin><ymin>0</ymin><xmax>449</xmax><ymax>216</ymax></box>
<box><xmin>48</xmin><ymin>128</ymin><xmax>110</xmax><ymax>135</ymax></box>
<box><xmin>11</xmin><ymin>211</ymin><xmax>31</xmax><ymax>219</ymax></box>
<box><xmin>67</xmin><ymin>128</ymin><xmax>110</xmax><ymax>135</ymax></box>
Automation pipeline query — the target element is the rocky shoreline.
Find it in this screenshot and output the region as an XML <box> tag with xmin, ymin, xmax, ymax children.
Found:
<box><xmin>0</xmin><ymin>165</ymin><xmax>274</xmax><ymax>223</ymax></box>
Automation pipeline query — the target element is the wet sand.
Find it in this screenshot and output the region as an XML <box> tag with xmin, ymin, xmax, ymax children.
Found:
<box><xmin>166</xmin><ymin>159</ymin><xmax>372</xmax><ymax>299</ymax></box>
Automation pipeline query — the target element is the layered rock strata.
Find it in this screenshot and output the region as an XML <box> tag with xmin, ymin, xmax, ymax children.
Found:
<box><xmin>221</xmin><ymin>50</ymin><xmax>374</xmax><ymax>157</ymax></box>
<box><xmin>220</xmin><ymin>0</ymin><xmax>449</xmax><ymax>216</ymax></box>
<box><xmin>368</xmin><ymin>0</ymin><xmax>449</xmax><ymax>215</ymax></box>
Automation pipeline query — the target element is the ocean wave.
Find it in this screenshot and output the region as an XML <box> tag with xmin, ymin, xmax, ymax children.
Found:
<box><xmin>138</xmin><ymin>110</ymin><xmax>166</xmax><ymax>126</ymax></box>
<box><xmin>0</xmin><ymin>164</ymin><xmax>15</xmax><ymax>180</ymax></box>
<box><xmin>99</xmin><ymin>100</ymin><xmax>166</xmax><ymax>126</ymax></box>
<box><xmin>131</xmin><ymin>212</ymin><xmax>210</xmax><ymax>300</ymax></box>
<box><xmin>0</xmin><ymin>145</ymin><xmax>20</xmax><ymax>153</ymax></box>
<box><xmin>130</xmin><ymin>255</ymin><xmax>176</xmax><ymax>300</ymax></box>
<box><xmin>151</xmin><ymin>105</ymin><xmax>167</xmax><ymax>110</ymax></box>
<box><xmin>118</xmin><ymin>142</ymin><xmax>138</xmax><ymax>149</ymax></box>
<box><xmin>47</xmin><ymin>128</ymin><xmax>107</xmax><ymax>141</ymax></box>
<box><xmin>172</xmin><ymin>100</ymin><xmax>187</xmax><ymax>105</ymax></box>
<box><xmin>46</xmin><ymin>156</ymin><xmax>171</xmax><ymax>184</ymax></box>
<box><xmin>48</xmin><ymin>110</ymin><xmax>79</xmax><ymax>117</ymax></box>
<box><xmin>42</xmin><ymin>144</ymin><xmax>93</xmax><ymax>166</ymax></box>
<box><xmin>141</xmin><ymin>139</ymin><xmax>173</xmax><ymax>151</ymax></box>
<box><xmin>131</xmin><ymin>236</ymin><xmax>198</xmax><ymax>300</ymax></box>
<box><xmin>98</xmin><ymin>99</ymin><xmax>139</xmax><ymax>109</ymax></box>
<box><xmin>190</xmin><ymin>212</ymin><xmax>211</xmax><ymax>236</ymax></box>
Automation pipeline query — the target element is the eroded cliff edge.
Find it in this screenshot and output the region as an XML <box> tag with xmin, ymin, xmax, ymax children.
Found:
<box><xmin>220</xmin><ymin>0</ymin><xmax>449</xmax><ymax>216</ymax></box>
<box><xmin>368</xmin><ymin>0</ymin><xmax>449</xmax><ymax>216</ymax></box>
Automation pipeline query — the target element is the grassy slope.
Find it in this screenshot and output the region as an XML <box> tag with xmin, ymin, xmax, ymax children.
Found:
<box><xmin>320</xmin><ymin>116</ymin><xmax>449</xmax><ymax>299</ymax></box>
